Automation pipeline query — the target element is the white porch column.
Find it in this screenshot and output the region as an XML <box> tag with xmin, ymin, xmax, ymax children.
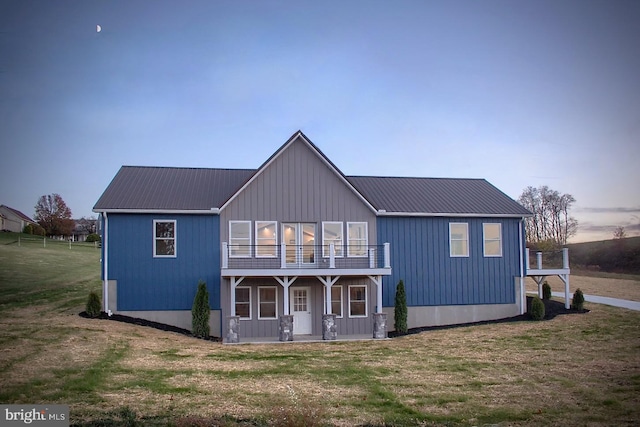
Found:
<box><xmin>559</xmin><ymin>274</ymin><xmax>571</xmax><ymax>309</ymax></box>
<box><xmin>329</xmin><ymin>243</ymin><xmax>335</xmax><ymax>268</ymax></box>
<box><xmin>563</xmin><ymin>248</ymin><xmax>570</xmax><ymax>269</ymax></box>
<box><xmin>368</xmin><ymin>247</ymin><xmax>375</xmax><ymax>268</ymax></box>
<box><xmin>525</xmin><ymin>248</ymin><xmax>530</xmax><ymax>270</ymax></box>
<box><xmin>280</xmin><ymin>243</ymin><xmax>287</xmax><ymax>269</ymax></box>
<box><xmin>274</xmin><ymin>276</ymin><xmax>298</xmax><ymax>315</ymax></box>
<box><xmin>229</xmin><ymin>276</ymin><xmax>245</xmax><ymax>317</ymax></box>
<box><xmin>536</xmin><ymin>251</ymin><xmax>543</xmax><ymax>269</ymax></box>
<box><xmin>317</xmin><ymin>276</ymin><xmax>340</xmax><ymax>314</ymax></box>
<box><xmin>221</xmin><ymin>242</ymin><xmax>228</xmax><ymax>269</ymax></box>
<box><xmin>383</xmin><ymin>243</ymin><xmax>391</xmax><ymax>268</ymax></box>
<box><xmin>368</xmin><ymin>275</ymin><xmax>383</xmax><ymax>313</ymax></box>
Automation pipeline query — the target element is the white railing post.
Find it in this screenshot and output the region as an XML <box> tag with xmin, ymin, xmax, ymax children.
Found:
<box><xmin>325</xmin><ymin>283</ymin><xmax>332</xmax><ymax>315</ymax></box>
<box><xmin>329</xmin><ymin>243</ymin><xmax>335</xmax><ymax>268</ymax></box>
<box><xmin>221</xmin><ymin>242</ymin><xmax>228</xmax><ymax>268</ymax></box>
<box><xmin>536</xmin><ymin>252</ymin><xmax>542</xmax><ymax>269</ymax></box>
<box><xmin>369</xmin><ymin>247</ymin><xmax>375</xmax><ymax>268</ymax></box>
<box><xmin>280</xmin><ymin>243</ymin><xmax>286</xmax><ymax>268</ymax></box>
<box><xmin>563</xmin><ymin>248</ymin><xmax>569</xmax><ymax>269</ymax></box>
<box><xmin>525</xmin><ymin>248</ymin><xmax>530</xmax><ymax>270</ymax></box>
<box><xmin>383</xmin><ymin>243</ymin><xmax>391</xmax><ymax>268</ymax></box>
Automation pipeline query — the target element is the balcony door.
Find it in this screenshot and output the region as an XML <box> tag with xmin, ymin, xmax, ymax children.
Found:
<box><xmin>282</xmin><ymin>223</ymin><xmax>316</xmax><ymax>268</ymax></box>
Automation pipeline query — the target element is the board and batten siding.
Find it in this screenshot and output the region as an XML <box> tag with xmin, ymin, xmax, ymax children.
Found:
<box><xmin>378</xmin><ymin>217</ymin><xmax>523</xmax><ymax>307</ymax></box>
<box><xmin>107</xmin><ymin>213</ymin><xmax>220</xmax><ymax>311</ymax></box>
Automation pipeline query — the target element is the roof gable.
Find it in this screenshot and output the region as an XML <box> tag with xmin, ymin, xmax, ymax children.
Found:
<box><xmin>0</xmin><ymin>205</ymin><xmax>35</xmax><ymax>223</ymax></box>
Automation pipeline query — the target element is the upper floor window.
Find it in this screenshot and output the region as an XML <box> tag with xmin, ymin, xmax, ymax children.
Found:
<box><xmin>449</xmin><ymin>223</ymin><xmax>469</xmax><ymax>257</ymax></box>
<box><xmin>322</xmin><ymin>222</ymin><xmax>343</xmax><ymax>258</ymax></box>
<box><xmin>229</xmin><ymin>221</ymin><xmax>251</xmax><ymax>258</ymax></box>
<box><xmin>153</xmin><ymin>220</ymin><xmax>176</xmax><ymax>257</ymax></box>
<box><xmin>255</xmin><ymin>221</ymin><xmax>277</xmax><ymax>257</ymax></box>
<box><xmin>347</xmin><ymin>222</ymin><xmax>368</xmax><ymax>257</ymax></box>
<box><xmin>483</xmin><ymin>223</ymin><xmax>502</xmax><ymax>257</ymax></box>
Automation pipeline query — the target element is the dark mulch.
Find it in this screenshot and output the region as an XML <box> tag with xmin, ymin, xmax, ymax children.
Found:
<box><xmin>78</xmin><ymin>311</ymin><xmax>222</xmax><ymax>342</ymax></box>
<box><xmin>389</xmin><ymin>296</ymin><xmax>589</xmax><ymax>338</ymax></box>
<box><xmin>80</xmin><ymin>296</ymin><xmax>586</xmax><ymax>342</ymax></box>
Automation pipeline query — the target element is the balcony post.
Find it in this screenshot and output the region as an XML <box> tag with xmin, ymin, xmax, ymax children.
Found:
<box><xmin>536</xmin><ymin>251</ymin><xmax>542</xmax><ymax>269</ymax></box>
<box><xmin>563</xmin><ymin>248</ymin><xmax>569</xmax><ymax>269</ymax></box>
<box><xmin>222</xmin><ymin>242</ymin><xmax>228</xmax><ymax>269</ymax></box>
<box><xmin>525</xmin><ymin>248</ymin><xmax>530</xmax><ymax>270</ymax></box>
<box><xmin>280</xmin><ymin>243</ymin><xmax>286</xmax><ymax>269</ymax></box>
<box><xmin>369</xmin><ymin>247</ymin><xmax>375</xmax><ymax>268</ymax></box>
<box><xmin>329</xmin><ymin>243</ymin><xmax>335</xmax><ymax>268</ymax></box>
<box><xmin>383</xmin><ymin>243</ymin><xmax>391</xmax><ymax>268</ymax></box>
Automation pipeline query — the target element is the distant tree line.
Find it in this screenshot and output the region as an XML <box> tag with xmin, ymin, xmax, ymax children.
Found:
<box><xmin>518</xmin><ymin>185</ymin><xmax>578</xmax><ymax>247</ymax></box>
<box><xmin>34</xmin><ymin>193</ymin><xmax>74</xmax><ymax>237</ymax></box>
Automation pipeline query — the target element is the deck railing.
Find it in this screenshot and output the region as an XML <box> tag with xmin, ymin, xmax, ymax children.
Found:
<box><xmin>221</xmin><ymin>243</ymin><xmax>391</xmax><ymax>270</ymax></box>
<box><xmin>526</xmin><ymin>248</ymin><xmax>569</xmax><ymax>272</ymax></box>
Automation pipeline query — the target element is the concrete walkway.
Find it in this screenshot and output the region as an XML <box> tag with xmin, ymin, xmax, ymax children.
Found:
<box><xmin>539</xmin><ymin>291</ymin><xmax>640</xmax><ymax>311</ymax></box>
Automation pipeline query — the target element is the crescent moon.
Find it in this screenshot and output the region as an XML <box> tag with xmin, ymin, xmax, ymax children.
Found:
<box><xmin>97</xmin><ymin>25</ymin><xmax>102</xmax><ymax>33</ymax></box>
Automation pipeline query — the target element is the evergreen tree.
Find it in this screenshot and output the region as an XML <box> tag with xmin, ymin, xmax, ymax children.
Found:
<box><xmin>394</xmin><ymin>279</ymin><xmax>408</xmax><ymax>334</ymax></box>
<box><xmin>191</xmin><ymin>280</ymin><xmax>210</xmax><ymax>338</ymax></box>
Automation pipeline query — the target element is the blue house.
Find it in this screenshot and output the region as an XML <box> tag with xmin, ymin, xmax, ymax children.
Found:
<box><xmin>94</xmin><ymin>131</ymin><xmax>531</xmax><ymax>342</ymax></box>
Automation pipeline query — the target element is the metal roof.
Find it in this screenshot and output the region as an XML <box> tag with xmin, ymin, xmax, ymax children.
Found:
<box><xmin>346</xmin><ymin>176</ymin><xmax>531</xmax><ymax>216</ymax></box>
<box><xmin>94</xmin><ymin>166</ymin><xmax>530</xmax><ymax>216</ymax></box>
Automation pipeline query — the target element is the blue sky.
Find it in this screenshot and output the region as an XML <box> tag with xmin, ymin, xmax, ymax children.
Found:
<box><xmin>1</xmin><ymin>0</ymin><xmax>638</xmax><ymax>242</ymax></box>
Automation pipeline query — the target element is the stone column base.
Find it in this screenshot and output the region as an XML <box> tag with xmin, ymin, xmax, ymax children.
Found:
<box><xmin>373</xmin><ymin>313</ymin><xmax>387</xmax><ymax>339</ymax></box>
<box><xmin>226</xmin><ymin>316</ymin><xmax>240</xmax><ymax>343</ymax></box>
<box><xmin>322</xmin><ymin>314</ymin><xmax>337</xmax><ymax>340</ymax></box>
<box><xmin>279</xmin><ymin>315</ymin><xmax>294</xmax><ymax>341</ymax></box>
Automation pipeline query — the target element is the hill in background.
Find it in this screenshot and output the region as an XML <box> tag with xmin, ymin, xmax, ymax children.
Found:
<box><xmin>567</xmin><ymin>236</ymin><xmax>640</xmax><ymax>274</ymax></box>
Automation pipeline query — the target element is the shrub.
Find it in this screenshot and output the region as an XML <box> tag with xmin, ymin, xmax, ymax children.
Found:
<box><xmin>86</xmin><ymin>233</ymin><xmax>101</xmax><ymax>243</ymax></box>
<box><xmin>542</xmin><ymin>281</ymin><xmax>552</xmax><ymax>300</ymax></box>
<box><xmin>529</xmin><ymin>296</ymin><xmax>545</xmax><ymax>321</ymax></box>
<box><xmin>572</xmin><ymin>288</ymin><xmax>585</xmax><ymax>311</ymax></box>
<box><xmin>86</xmin><ymin>291</ymin><xmax>102</xmax><ymax>318</ymax></box>
<box><xmin>192</xmin><ymin>280</ymin><xmax>210</xmax><ymax>338</ymax></box>
<box><xmin>394</xmin><ymin>279</ymin><xmax>408</xmax><ymax>334</ymax></box>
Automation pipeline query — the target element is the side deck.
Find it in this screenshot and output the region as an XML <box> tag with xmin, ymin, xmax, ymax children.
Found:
<box><xmin>526</xmin><ymin>248</ymin><xmax>571</xmax><ymax>308</ymax></box>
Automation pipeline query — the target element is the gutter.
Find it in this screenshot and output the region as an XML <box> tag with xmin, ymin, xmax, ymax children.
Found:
<box><xmin>103</xmin><ymin>212</ymin><xmax>111</xmax><ymax>316</ymax></box>
<box><xmin>518</xmin><ymin>218</ymin><xmax>525</xmax><ymax>314</ymax></box>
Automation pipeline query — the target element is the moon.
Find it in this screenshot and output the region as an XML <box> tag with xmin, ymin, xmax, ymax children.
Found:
<box><xmin>96</xmin><ymin>25</ymin><xmax>102</xmax><ymax>33</ymax></box>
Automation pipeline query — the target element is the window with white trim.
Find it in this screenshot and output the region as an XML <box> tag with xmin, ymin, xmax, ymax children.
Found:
<box><xmin>323</xmin><ymin>285</ymin><xmax>343</xmax><ymax>318</ymax></box>
<box><xmin>347</xmin><ymin>222</ymin><xmax>368</xmax><ymax>257</ymax></box>
<box><xmin>258</xmin><ymin>286</ymin><xmax>278</xmax><ymax>319</ymax></box>
<box><xmin>449</xmin><ymin>223</ymin><xmax>469</xmax><ymax>257</ymax></box>
<box><xmin>235</xmin><ymin>287</ymin><xmax>251</xmax><ymax>320</ymax></box>
<box><xmin>255</xmin><ymin>221</ymin><xmax>277</xmax><ymax>257</ymax></box>
<box><xmin>229</xmin><ymin>221</ymin><xmax>251</xmax><ymax>258</ymax></box>
<box><xmin>483</xmin><ymin>223</ymin><xmax>502</xmax><ymax>257</ymax></box>
<box><xmin>153</xmin><ymin>220</ymin><xmax>176</xmax><ymax>257</ymax></box>
<box><xmin>322</xmin><ymin>222</ymin><xmax>343</xmax><ymax>257</ymax></box>
<box><xmin>348</xmin><ymin>285</ymin><xmax>367</xmax><ymax>318</ymax></box>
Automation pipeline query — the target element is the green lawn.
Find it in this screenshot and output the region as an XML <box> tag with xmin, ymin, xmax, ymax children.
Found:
<box><xmin>1</xmin><ymin>232</ymin><xmax>639</xmax><ymax>426</ymax></box>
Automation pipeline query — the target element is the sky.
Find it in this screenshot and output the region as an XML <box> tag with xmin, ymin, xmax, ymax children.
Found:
<box><xmin>1</xmin><ymin>0</ymin><xmax>639</xmax><ymax>242</ymax></box>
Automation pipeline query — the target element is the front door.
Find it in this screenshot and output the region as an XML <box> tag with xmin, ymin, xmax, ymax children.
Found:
<box><xmin>290</xmin><ymin>287</ymin><xmax>312</xmax><ymax>335</ymax></box>
<box><xmin>282</xmin><ymin>223</ymin><xmax>316</xmax><ymax>267</ymax></box>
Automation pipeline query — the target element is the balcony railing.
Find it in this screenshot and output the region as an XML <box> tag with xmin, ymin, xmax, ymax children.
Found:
<box><xmin>526</xmin><ymin>248</ymin><xmax>570</xmax><ymax>272</ymax></box>
<box><xmin>221</xmin><ymin>243</ymin><xmax>391</xmax><ymax>271</ymax></box>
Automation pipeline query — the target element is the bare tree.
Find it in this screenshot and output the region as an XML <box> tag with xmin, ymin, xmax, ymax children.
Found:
<box><xmin>34</xmin><ymin>194</ymin><xmax>74</xmax><ymax>237</ymax></box>
<box><xmin>613</xmin><ymin>226</ymin><xmax>627</xmax><ymax>239</ymax></box>
<box><xmin>518</xmin><ymin>185</ymin><xmax>578</xmax><ymax>246</ymax></box>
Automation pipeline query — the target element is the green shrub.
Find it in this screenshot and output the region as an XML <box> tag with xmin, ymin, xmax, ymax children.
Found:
<box><xmin>529</xmin><ymin>296</ymin><xmax>545</xmax><ymax>321</ymax></box>
<box><xmin>542</xmin><ymin>281</ymin><xmax>552</xmax><ymax>300</ymax></box>
<box><xmin>86</xmin><ymin>291</ymin><xmax>102</xmax><ymax>318</ymax></box>
<box><xmin>192</xmin><ymin>280</ymin><xmax>210</xmax><ymax>338</ymax></box>
<box><xmin>394</xmin><ymin>279</ymin><xmax>408</xmax><ymax>334</ymax></box>
<box><xmin>86</xmin><ymin>233</ymin><xmax>101</xmax><ymax>243</ymax></box>
<box><xmin>572</xmin><ymin>288</ymin><xmax>585</xmax><ymax>311</ymax></box>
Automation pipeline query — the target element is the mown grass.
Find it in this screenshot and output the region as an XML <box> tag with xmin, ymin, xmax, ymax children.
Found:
<box><xmin>1</xmin><ymin>231</ymin><xmax>639</xmax><ymax>426</ymax></box>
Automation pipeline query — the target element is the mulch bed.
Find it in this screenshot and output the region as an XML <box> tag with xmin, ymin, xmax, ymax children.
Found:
<box><xmin>80</xmin><ymin>296</ymin><xmax>586</xmax><ymax>342</ymax></box>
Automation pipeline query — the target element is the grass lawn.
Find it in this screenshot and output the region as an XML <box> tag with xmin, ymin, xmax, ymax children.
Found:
<box><xmin>1</xmin><ymin>232</ymin><xmax>639</xmax><ymax>426</ymax></box>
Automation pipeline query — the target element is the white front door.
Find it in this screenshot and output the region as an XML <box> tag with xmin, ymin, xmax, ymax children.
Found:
<box><xmin>290</xmin><ymin>287</ymin><xmax>312</xmax><ymax>335</ymax></box>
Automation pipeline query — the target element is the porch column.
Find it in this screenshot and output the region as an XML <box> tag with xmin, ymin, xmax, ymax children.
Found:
<box><xmin>329</xmin><ymin>243</ymin><xmax>335</xmax><ymax>269</ymax></box>
<box><xmin>229</xmin><ymin>276</ymin><xmax>245</xmax><ymax>317</ymax></box>
<box><xmin>368</xmin><ymin>275</ymin><xmax>383</xmax><ymax>313</ymax></box>
<box><xmin>221</xmin><ymin>242</ymin><xmax>229</xmax><ymax>268</ymax></box>
<box><xmin>274</xmin><ymin>276</ymin><xmax>298</xmax><ymax>315</ymax></box>
<box><xmin>316</xmin><ymin>275</ymin><xmax>340</xmax><ymax>314</ymax></box>
<box><xmin>383</xmin><ymin>243</ymin><xmax>391</xmax><ymax>268</ymax></box>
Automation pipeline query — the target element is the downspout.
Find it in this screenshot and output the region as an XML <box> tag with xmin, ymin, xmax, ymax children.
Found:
<box><xmin>103</xmin><ymin>212</ymin><xmax>111</xmax><ymax>316</ymax></box>
<box><xmin>518</xmin><ymin>218</ymin><xmax>525</xmax><ymax>315</ymax></box>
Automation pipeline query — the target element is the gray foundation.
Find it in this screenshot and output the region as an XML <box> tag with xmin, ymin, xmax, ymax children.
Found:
<box><xmin>322</xmin><ymin>314</ymin><xmax>337</xmax><ymax>340</ymax></box>
<box><xmin>373</xmin><ymin>313</ymin><xmax>387</xmax><ymax>339</ymax></box>
<box><xmin>226</xmin><ymin>316</ymin><xmax>240</xmax><ymax>343</ymax></box>
<box><xmin>279</xmin><ymin>315</ymin><xmax>294</xmax><ymax>341</ymax></box>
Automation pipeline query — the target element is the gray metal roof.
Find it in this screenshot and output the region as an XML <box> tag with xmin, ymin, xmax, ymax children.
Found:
<box><xmin>346</xmin><ymin>176</ymin><xmax>531</xmax><ymax>216</ymax></box>
<box><xmin>94</xmin><ymin>166</ymin><xmax>530</xmax><ymax>216</ymax></box>
<box><xmin>93</xmin><ymin>166</ymin><xmax>255</xmax><ymax>211</ymax></box>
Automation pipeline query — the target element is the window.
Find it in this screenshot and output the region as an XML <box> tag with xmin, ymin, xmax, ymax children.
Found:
<box><xmin>483</xmin><ymin>223</ymin><xmax>502</xmax><ymax>257</ymax></box>
<box><xmin>229</xmin><ymin>221</ymin><xmax>251</xmax><ymax>258</ymax></box>
<box><xmin>347</xmin><ymin>222</ymin><xmax>368</xmax><ymax>257</ymax></box>
<box><xmin>153</xmin><ymin>220</ymin><xmax>176</xmax><ymax>257</ymax></box>
<box><xmin>323</xmin><ymin>285</ymin><xmax>343</xmax><ymax>318</ymax></box>
<box><xmin>348</xmin><ymin>285</ymin><xmax>367</xmax><ymax>318</ymax></box>
<box><xmin>255</xmin><ymin>221</ymin><xmax>277</xmax><ymax>257</ymax></box>
<box><xmin>258</xmin><ymin>286</ymin><xmax>278</xmax><ymax>319</ymax></box>
<box><xmin>449</xmin><ymin>223</ymin><xmax>469</xmax><ymax>257</ymax></box>
<box><xmin>235</xmin><ymin>287</ymin><xmax>251</xmax><ymax>320</ymax></box>
<box><xmin>322</xmin><ymin>222</ymin><xmax>343</xmax><ymax>257</ymax></box>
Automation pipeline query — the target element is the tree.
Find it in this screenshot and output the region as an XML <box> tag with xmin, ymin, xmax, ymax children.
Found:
<box><xmin>34</xmin><ymin>194</ymin><xmax>74</xmax><ymax>237</ymax></box>
<box><xmin>191</xmin><ymin>280</ymin><xmax>210</xmax><ymax>339</ymax></box>
<box><xmin>518</xmin><ymin>185</ymin><xmax>578</xmax><ymax>246</ymax></box>
<box><xmin>394</xmin><ymin>280</ymin><xmax>408</xmax><ymax>334</ymax></box>
<box><xmin>613</xmin><ymin>226</ymin><xmax>627</xmax><ymax>239</ymax></box>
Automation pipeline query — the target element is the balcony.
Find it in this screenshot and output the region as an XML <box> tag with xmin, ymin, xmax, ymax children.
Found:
<box><xmin>221</xmin><ymin>243</ymin><xmax>391</xmax><ymax>277</ymax></box>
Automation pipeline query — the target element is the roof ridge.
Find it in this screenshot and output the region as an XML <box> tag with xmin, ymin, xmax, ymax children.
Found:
<box><xmin>347</xmin><ymin>175</ymin><xmax>486</xmax><ymax>181</ymax></box>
